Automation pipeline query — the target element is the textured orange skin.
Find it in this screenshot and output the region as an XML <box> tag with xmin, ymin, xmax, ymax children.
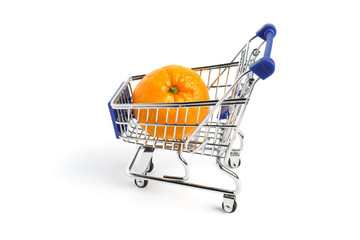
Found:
<box><xmin>132</xmin><ymin>65</ymin><xmax>210</xmax><ymax>140</ymax></box>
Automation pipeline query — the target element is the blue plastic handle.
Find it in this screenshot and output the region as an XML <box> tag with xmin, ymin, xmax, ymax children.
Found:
<box><xmin>249</xmin><ymin>24</ymin><xmax>277</xmax><ymax>80</ymax></box>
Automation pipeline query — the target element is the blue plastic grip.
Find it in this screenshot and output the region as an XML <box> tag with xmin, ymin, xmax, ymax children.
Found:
<box><xmin>249</xmin><ymin>24</ymin><xmax>276</xmax><ymax>80</ymax></box>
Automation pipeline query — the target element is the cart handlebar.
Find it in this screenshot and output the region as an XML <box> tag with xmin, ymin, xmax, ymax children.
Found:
<box><xmin>249</xmin><ymin>23</ymin><xmax>276</xmax><ymax>80</ymax></box>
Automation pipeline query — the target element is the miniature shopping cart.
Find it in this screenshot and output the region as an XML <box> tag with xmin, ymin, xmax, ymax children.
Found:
<box><xmin>108</xmin><ymin>24</ymin><xmax>276</xmax><ymax>213</ymax></box>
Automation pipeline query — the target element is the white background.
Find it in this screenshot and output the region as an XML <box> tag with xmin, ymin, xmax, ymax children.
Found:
<box><xmin>1</xmin><ymin>0</ymin><xmax>359</xmax><ymax>239</ymax></box>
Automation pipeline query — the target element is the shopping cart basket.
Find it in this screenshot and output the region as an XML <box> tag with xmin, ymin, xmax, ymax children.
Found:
<box><xmin>108</xmin><ymin>24</ymin><xmax>277</xmax><ymax>213</ymax></box>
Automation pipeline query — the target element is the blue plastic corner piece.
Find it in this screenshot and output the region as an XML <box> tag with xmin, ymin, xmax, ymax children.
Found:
<box><xmin>108</xmin><ymin>82</ymin><xmax>124</xmax><ymax>139</ymax></box>
<box><xmin>220</xmin><ymin>105</ymin><xmax>229</xmax><ymax>120</ymax></box>
<box><xmin>256</xmin><ymin>23</ymin><xmax>277</xmax><ymax>40</ymax></box>
<box><xmin>219</xmin><ymin>90</ymin><xmax>241</xmax><ymax>120</ymax></box>
<box><xmin>250</xmin><ymin>57</ymin><xmax>275</xmax><ymax>80</ymax></box>
<box><xmin>108</xmin><ymin>101</ymin><xmax>121</xmax><ymax>139</ymax></box>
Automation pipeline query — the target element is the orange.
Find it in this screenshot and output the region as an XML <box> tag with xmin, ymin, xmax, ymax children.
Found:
<box><xmin>132</xmin><ymin>65</ymin><xmax>210</xmax><ymax>140</ymax></box>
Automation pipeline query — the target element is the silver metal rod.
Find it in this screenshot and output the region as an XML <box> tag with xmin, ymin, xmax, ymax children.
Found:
<box><xmin>111</xmin><ymin>98</ymin><xmax>247</xmax><ymax>109</ymax></box>
<box><xmin>115</xmin><ymin>121</ymin><xmax>237</xmax><ymax>128</ymax></box>
<box><xmin>128</xmin><ymin>172</ymin><xmax>235</xmax><ymax>195</ymax></box>
<box><xmin>163</xmin><ymin>152</ymin><xmax>190</xmax><ymax>181</ymax></box>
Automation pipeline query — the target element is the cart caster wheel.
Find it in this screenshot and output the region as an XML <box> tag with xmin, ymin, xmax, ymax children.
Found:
<box><xmin>147</xmin><ymin>160</ymin><xmax>154</xmax><ymax>173</ymax></box>
<box><xmin>134</xmin><ymin>178</ymin><xmax>148</xmax><ymax>188</ymax></box>
<box><xmin>228</xmin><ymin>156</ymin><xmax>241</xmax><ymax>168</ymax></box>
<box><xmin>222</xmin><ymin>195</ymin><xmax>237</xmax><ymax>213</ymax></box>
<box><xmin>222</xmin><ymin>201</ymin><xmax>237</xmax><ymax>213</ymax></box>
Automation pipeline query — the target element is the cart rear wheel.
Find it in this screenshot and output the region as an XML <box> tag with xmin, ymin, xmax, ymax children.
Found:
<box><xmin>228</xmin><ymin>157</ymin><xmax>241</xmax><ymax>168</ymax></box>
<box><xmin>222</xmin><ymin>194</ymin><xmax>237</xmax><ymax>213</ymax></box>
<box><xmin>134</xmin><ymin>178</ymin><xmax>148</xmax><ymax>188</ymax></box>
<box><xmin>222</xmin><ymin>200</ymin><xmax>237</xmax><ymax>213</ymax></box>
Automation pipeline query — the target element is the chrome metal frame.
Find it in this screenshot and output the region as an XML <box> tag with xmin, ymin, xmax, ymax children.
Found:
<box><xmin>110</xmin><ymin>34</ymin><xmax>267</xmax><ymax>212</ymax></box>
<box><xmin>127</xmin><ymin>146</ymin><xmax>239</xmax><ymax>195</ymax></box>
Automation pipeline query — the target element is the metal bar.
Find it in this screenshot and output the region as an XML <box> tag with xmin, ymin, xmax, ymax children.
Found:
<box><xmin>192</xmin><ymin>62</ymin><xmax>239</xmax><ymax>71</ymax></box>
<box><xmin>224</xmin><ymin>67</ymin><xmax>230</xmax><ymax>95</ymax></box>
<box><xmin>112</xmin><ymin>98</ymin><xmax>247</xmax><ymax>109</ymax></box>
<box><xmin>153</xmin><ymin>108</ymin><xmax>159</xmax><ymax>147</ymax></box>
<box><xmin>207</xmin><ymin>68</ymin><xmax>211</xmax><ymax>88</ymax></box>
<box><xmin>163</xmin><ymin>152</ymin><xmax>190</xmax><ymax>181</ymax></box>
<box><xmin>215</xmin><ymin>68</ymin><xmax>221</xmax><ymax>99</ymax></box>
<box><xmin>122</xmin><ymin>135</ymin><xmax>229</xmax><ymax>148</ymax></box>
<box><xmin>128</xmin><ymin>172</ymin><xmax>235</xmax><ymax>195</ymax></box>
<box><xmin>209</xmin><ymin>84</ymin><xmax>232</xmax><ymax>89</ymax></box>
<box><xmin>115</xmin><ymin>121</ymin><xmax>237</xmax><ymax>128</ymax></box>
<box><xmin>181</xmin><ymin>107</ymin><xmax>189</xmax><ymax>141</ymax></box>
<box><xmin>163</xmin><ymin>108</ymin><xmax>169</xmax><ymax>145</ymax></box>
<box><xmin>173</xmin><ymin>108</ymin><xmax>180</xmax><ymax>140</ymax></box>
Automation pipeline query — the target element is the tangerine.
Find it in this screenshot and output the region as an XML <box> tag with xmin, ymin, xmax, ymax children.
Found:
<box><xmin>132</xmin><ymin>65</ymin><xmax>210</xmax><ymax>140</ymax></box>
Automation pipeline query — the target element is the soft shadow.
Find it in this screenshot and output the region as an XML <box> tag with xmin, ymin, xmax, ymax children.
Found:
<box><xmin>62</xmin><ymin>144</ymin><xmax>138</xmax><ymax>188</ymax></box>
